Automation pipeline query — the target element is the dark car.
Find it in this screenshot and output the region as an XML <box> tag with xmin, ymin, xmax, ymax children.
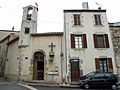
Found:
<box><xmin>79</xmin><ymin>72</ymin><xmax>118</xmax><ymax>90</ymax></box>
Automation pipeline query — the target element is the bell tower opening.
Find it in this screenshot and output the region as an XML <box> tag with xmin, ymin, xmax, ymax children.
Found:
<box><xmin>27</xmin><ymin>7</ymin><xmax>33</xmax><ymax>21</ymax></box>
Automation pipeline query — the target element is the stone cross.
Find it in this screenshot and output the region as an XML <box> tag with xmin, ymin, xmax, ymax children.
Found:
<box><xmin>49</xmin><ymin>42</ymin><xmax>55</xmax><ymax>51</ymax></box>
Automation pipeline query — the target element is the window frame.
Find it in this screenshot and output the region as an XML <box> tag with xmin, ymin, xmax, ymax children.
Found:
<box><xmin>25</xmin><ymin>28</ymin><xmax>30</xmax><ymax>34</ymax></box>
<box><xmin>95</xmin><ymin>58</ymin><xmax>113</xmax><ymax>72</ymax></box>
<box><xmin>73</xmin><ymin>14</ymin><xmax>81</xmax><ymax>26</ymax></box>
<box><xmin>75</xmin><ymin>35</ymin><xmax>83</xmax><ymax>48</ymax></box>
<box><xmin>71</xmin><ymin>34</ymin><xmax>87</xmax><ymax>49</ymax></box>
<box><xmin>93</xmin><ymin>34</ymin><xmax>109</xmax><ymax>48</ymax></box>
<box><xmin>99</xmin><ymin>58</ymin><xmax>108</xmax><ymax>72</ymax></box>
<box><xmin>97</xmin><ymin>35</ymin><xmax>105</xmax><ymax>48</ymax></box>
<box><xmin>94</xmin><ymin>14</ymin><xmax>102</xmax><ymax>25</ymax></box>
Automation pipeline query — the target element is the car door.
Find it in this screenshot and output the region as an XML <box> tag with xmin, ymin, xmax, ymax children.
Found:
<box><xmin>90</xmin><ymin>74</ymin><xmax>106</xmax><ymax>88</ymax></box>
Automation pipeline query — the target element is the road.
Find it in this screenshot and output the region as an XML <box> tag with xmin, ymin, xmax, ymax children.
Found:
<box><xmin>0</xmin><ymin>77</ymin><xmax>120</xmax><ymax>90</ymax></box>
<box><xmin>30</xmin><ymin>85</ymin><xmax>120</xmax><ymax>90</ymax></box>
<box><xmin>0</xmin><ymin>78</ymin><xmax>32</xmax><ymax>90</ymax></box>
<box><xmin>0</xmin><ymin>83</ymin><xmax>30</xmax><ymax>90</ymax></box>
<box><xmin>0</xmin><ymin>83</ymin><xmax>120</xmax><ymax>90</ymax></box>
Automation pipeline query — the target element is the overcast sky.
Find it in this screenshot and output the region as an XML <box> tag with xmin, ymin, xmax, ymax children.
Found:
<box><xmin>0</xmin><ymin>0</ymin><xmax>120</xmax><ymax>33</ymax></box>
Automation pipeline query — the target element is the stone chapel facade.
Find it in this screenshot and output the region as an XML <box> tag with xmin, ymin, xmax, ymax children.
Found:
<box><xmin>0</xmin><ymin>3</ymin><xmax>117</xmax><ymax>84</ymax></box>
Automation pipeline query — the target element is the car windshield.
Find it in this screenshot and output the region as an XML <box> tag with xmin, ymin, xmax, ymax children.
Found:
<box><xmin>85</xmin><ymin>71</ymin><xmax>96</xmax><ymax>77</ymax></box>
<box><xmin>80</xmin><ymin>71</ymin><xmax>97</xmax><ymax>80</ymax></box>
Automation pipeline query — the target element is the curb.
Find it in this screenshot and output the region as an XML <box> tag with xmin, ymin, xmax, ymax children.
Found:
<box><xmin>18</xmin><ymin>83</ymin><xmax>38</xmax><ymax>90</ymax></box>
<box><xmin>19</xmin><ymin>81</ymin><xmax>120</xmax><ymax>89</ymax></box>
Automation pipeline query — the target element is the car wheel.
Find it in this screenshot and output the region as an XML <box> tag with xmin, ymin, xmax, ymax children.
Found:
<box><xmin>84</xmin><ymin>83</ymin><xmax>89</xmax><ymax>89</ymax></box>
<box><xmin>112</xmin><ymin>84</ymin><xmax>117</xmax><ymax>90</ymax></box>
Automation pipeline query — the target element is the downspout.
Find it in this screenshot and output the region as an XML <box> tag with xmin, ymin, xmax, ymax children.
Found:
<box><xmin>60</xmin><ymin>36</ymin><xmax>63</xmax><ymax>80</ymax></box>
<box><xmin>64</xmin><ymin>12</ymin><xmax>68</xmax><ymax>76</ymax></box>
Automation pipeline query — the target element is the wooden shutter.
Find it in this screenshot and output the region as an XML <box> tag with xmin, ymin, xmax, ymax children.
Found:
<box><xmin>105</xmin><ymin>34</ymin><xmax>110</xmax><ymax>48</ymax></box>
<box><xmin>74</xmin><ymin>14</ymin><xmax>77</xmax><ymax>25</ymax></box>
<box><xmin>82</xmin><ymin>34</ymin><xmax>87</xmax><ymax>48</ymax></box>
<box><xmin>94</xmin><ymin>15</ymin><xmax>97</xmax><ymax>25</ymax></box>
<box><xmin>95</xmin><ymin>58</ymin><xmax>100</xmax><ymax>72</ymax></box>
<box><xmin>71</xmin><ymin>34</ymin><xmax>75</xmax><ymax>48</ymax></box>
<box><xmin>78</xmin><ymin>15</ymin><xmax>81</xmax><ymax>25</ymax></box>
<box><xmin>93</xmin><ymin>34</ymin><xmax>98</xmax><ymax>48</ymax></box>
<box><xmin>108</xmin><ymin>58</ymin><xmax>113</xmax><ymax>72</ymax></box>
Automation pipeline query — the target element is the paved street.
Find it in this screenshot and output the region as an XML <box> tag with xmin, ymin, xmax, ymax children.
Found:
<box><xmin>0</xmin><ymin>78</ymin><xmax>34</xmax><ymax>90</ymax></box>
<box><xmin>30</xmin><ymin>85</ymin><xmax>120</xmax><ymax>90</ymax></box>
<box><xmin>0</xmin><ymin>83</ymin><xmax>30</xmax><ymax>90</ymax></box>
<box><xmin>0</xmin><ymin>77</ymin><xmax>120</xmax><ymax>90</ymax></box>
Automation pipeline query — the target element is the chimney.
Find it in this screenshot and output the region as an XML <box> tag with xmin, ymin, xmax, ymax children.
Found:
<box><xmin>82</xmin><ymin>2</ymin><xmax>89</xmax><ymax>9</ymax></box>
<box><xmin>98</xmin><ymin>7</ymin><xmax>101</xmax><ymax>10</ymax></box>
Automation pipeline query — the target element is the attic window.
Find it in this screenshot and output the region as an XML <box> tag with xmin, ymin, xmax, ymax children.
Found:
<box><xmin>25</xmin><ymin>28</ymin><xmax>30</xmax><ymax>34</ymax></box>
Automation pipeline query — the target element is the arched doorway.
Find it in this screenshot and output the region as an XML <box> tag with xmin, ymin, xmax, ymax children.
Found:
<box><xmin>33</xmin><ymin>52</ymin><xmax>44</xmax><ymax>80</ymax></box>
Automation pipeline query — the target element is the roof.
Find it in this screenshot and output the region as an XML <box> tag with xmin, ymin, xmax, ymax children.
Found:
<box><xmin>0</xmin><ymin>35</ymin><xmax>10</xmax><ymax>44</ymax></box>
<box><xmin>0</xmin><ymin>30</ymin><xmax>20</xmax><ymax>32</ymax></box>
<box><xmin>64</xmin><ymin>9</ymin><xmax>106</xmax><ymax>13</ymax></box>
<box><xmin>7</xmin><ymin>37</ymin><xmax>19</xmax><ymax>46</ymax></box>
<box><xmin>31</xmin><ymin>32</ymin><xmax>63</xmax><ymax>36</ymax></box>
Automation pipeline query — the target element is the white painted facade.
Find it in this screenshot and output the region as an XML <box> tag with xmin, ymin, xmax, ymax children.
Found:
<box><xmin>63</xmin><ymin>9</ymin><xmax>117</xmax><ymax>82</ymax></box>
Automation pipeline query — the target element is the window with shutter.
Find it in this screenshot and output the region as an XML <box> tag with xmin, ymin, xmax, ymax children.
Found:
<box><xmin>94</xmin><ymin>14</ymin><xmax>102</xmax><ymax>25</ymax></box>
<box><xmin>93</xmin><ymin>34</ymin><xmax>110</xmax><ymax>48</ymax></box>
<box><xmin>71</xmin><ymin>34</ymin><xmax>87</xmax><ymax>49</ymax></box>
<box><xmin>95</xmin><ymin>58</ymin><xmax>113</xmax><ymax>72</ymax></box>
<box><xmin>73</xmin><ymin>14</ymin><xmax>81</xmax><ymax>25</ymax></box>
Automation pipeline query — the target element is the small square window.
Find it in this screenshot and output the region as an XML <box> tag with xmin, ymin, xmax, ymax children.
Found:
<box><xmin>25</xmin><ymin>28</ymin><xmax>30</xmax><ymax>34</ymax></box>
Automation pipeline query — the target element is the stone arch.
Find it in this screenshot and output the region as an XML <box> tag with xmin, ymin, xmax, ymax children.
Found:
<box><xmin>32</xmin><ymin>49</ymin><xmax>46</xmax><ymax>80</ymax></box>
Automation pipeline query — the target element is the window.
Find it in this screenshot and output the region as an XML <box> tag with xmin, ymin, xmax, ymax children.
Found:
<box><xmin>93</xmin><ymin>34</ymin><xmax>109</xmax><ymax>48</ymax></box>
<box><xmin>75</xmin><ymin>35</ymin><xmax>83</xmax><ymax>48</ymax></box>
<box><xmin>99</xmin><ymin>59</ymin><xmax>108</xmax><ymax>72</ymax></box>
<box><xmin>25</xmin><ymin>28</ymin><xmax>30</xmax><ymax>34</ymax></box>
<box><xmin>97</xmin><ymin>35</ymin><xmax>105</xmax><ymax>48</ymax></box>
<box><xmin>74</xmin><ymin>14</ymin><xmax>81</xmax><ymax>25</ymax></box>
<box><xmin>71</xmin><ymin>34</ymin><xmax>87</xmax><ymax>48</ymax></box>
<box><xmin>94</xmin><ymin>14</ymin><xmax>102</xmax><ymax>25</ymax></box>
<box><xmin>95</xmin><ymin>58</ymin><xmax>113</xmax><ymax>72</ymax></box>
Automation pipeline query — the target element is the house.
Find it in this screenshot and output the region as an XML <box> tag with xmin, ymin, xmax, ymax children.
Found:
<box><xmin>63</xmin><ymin>2</ymin><xmax>117</xmax><ymax>83</ymax></box>
<box><xmin>109</xmin><ymin>22</ymin><xmax>120</xmax><ymax>80</ymax></box>
<box><xmin>0</xmin><ymin>30</ymin><xmax>19</xmax><ymax>77</ymax></box>
<box><xmin>0</xmin><ymin>2</ymin><xmax>117</xmax><ymax>84</ymax></box>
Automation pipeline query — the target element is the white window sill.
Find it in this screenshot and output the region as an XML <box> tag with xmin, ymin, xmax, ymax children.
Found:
<box><xmin>94</xmin><ymin>25</ymin><xmax>104</xmax><ymax>27</ymax></box>
<box><xmin>95</xmin><ymin>48</ymin><xmax>108</xmax><ymax>50</ymax></box>
<box><xmin>72</xmin><ymin>25</ymin><xmax>83</xmax><ymax>27</ymax></box>
<box><xmin>73</xmin><ymin>48</ymin><xmax>86</xmax><ymax>50</ymax></box>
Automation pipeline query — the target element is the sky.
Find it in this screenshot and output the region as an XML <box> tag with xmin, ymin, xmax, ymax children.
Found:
<box><xmin>0</xmin><ymin>0</ymin><xmax>120</xmax><ymax>33</ymax></box>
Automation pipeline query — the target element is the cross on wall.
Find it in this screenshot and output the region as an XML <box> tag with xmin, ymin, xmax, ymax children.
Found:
<box><xmin>49</xmin><ymin>42</ymin><xmax>56</xmax><ymax>51</ymax></box>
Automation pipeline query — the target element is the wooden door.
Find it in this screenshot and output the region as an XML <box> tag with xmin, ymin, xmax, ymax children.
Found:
<box><xmin>33</xmin><ymin>52</ymin><xmax>44</xmax><ymax>80</ymax></box>
<box><xmin>70</xmin><ymin>60</ymin><xmax>80</xmax><ymax>82</ymax></box>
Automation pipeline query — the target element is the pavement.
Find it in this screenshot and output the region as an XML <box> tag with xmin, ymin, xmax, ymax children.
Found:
<box><xmin>0</xmin><ymin>77</ymin><xmax>120</xmax><ymax>89</ymax></box>
<box><xmin>21</xmin><ymin>80</ymin><xmax>120</xmax><ymax>89</ymax></box>
<box><xmin>21</xmin><ymin>81</ymin><xmax>83</xmax><ymax>88</ymax></box>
